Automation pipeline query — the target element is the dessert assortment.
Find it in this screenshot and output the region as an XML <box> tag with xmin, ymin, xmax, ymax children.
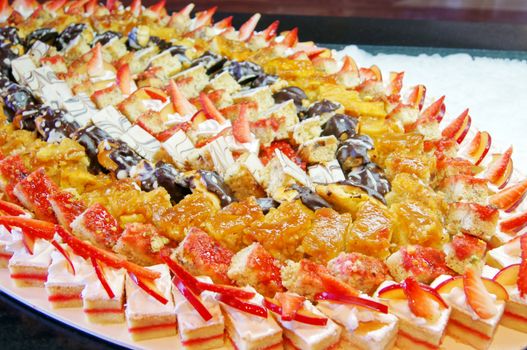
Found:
<box><xmin>0</xmin><ymin>0</ymin><xmax>525</xmax><ymax>349</ymax></box>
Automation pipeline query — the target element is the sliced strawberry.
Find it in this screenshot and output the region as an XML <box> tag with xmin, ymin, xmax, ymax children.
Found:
<box><xmin>65</xmin><ymin>0</ymin><xmax>87</xmax><ymax>14</ymax></box>
<box><xmin>199</xmin><ymin>92</ymin><xmax>226</xmax><ymax>123</ymax></box>
<box><xmin>116</xmin><ymin>63</ymin><xmax>132</xmax><ymax>95</ymax></box>
<box><xmin>0</xmin><ymin>0</ymin><xmax>13</xmax><ymax>21</ymax></box>
<box><xmin>22</xmin><ymin>231</ymin><xmax>35</xmax><ymax>254</ymax></box>
<box><xmin>359</xmin><ymin>65</ymin><xmax>382</xmax><ymax>82</ymax></box>
<box><xmin>275</xmin><ymin>292</ymin><xmax>305</xmax><ymax>321</ymax></box>
<box><xmin>232</xmin><ymin>104</ymin><xmax>252</xmax><ymax>143</ymax></box>
<box><xmin>91</xmin><ymin>258</ymin><xmax>115</xmax><ymax>299</ymax></box>
<box><xmin>402</xmin><ymin>277</ymin><xmax>441</xmax><ymax>320</ymax></box>
<box><xmin>177</xmin><ymin>2</ymin><xmax>194</xmax><ymax>16</ymax></box>
<box><xmin>51</xmin><ymin>240</ymin><xmax>75</xmax><ymax>275</ymax></box>
<box><xmin>168</xmin><ymin>79</ymin><xmax>197</xmax><ymax>116</ymax></box>
<box><xmin>129</xmin><ymin>272</ymin><xmax>168</xmax><ymax>304</ymax></box>
<box><xmin>198</xmin><ymin>282</ymin><xmax>255</xmax><ymax>300</ymax></box>
<box><xmin>0</xmin><ymin>200</ymin><xmax>27</xmax><ymax>216</ymax></box>
<box><xmin>193</xmin><ymin>6</ymin><xmax>216</xmax><ymax>28</ymax></box>
<box><xmin>144</xmin><ymin>86</ymin><xmax>168</xmax><ymax>102</ymax></box>
<box><xmin>172</xmin><ymin>275</ymin><xmax>212</xmax><ymax>321</ymax></box>
<box><xmin>282</xmin><ymin>28</ymin><xmax>298</xmax><ymax>48</ymax></box>
<box><xmin>485</xmin><ymin>147</ymin><xmax>513</xmax><ymax>189</ymax></box>
<box><xmin>465</xmin><ymin>131</ymin><xmax>492</xmax><ymax>165</ymax></box>
<box><xmin>259</xmin><ymin>140</ymin><xmax>304</xmax><ymax>169</ymax></box>
<box><xmin>315</xmin><ymin>292</ymin><xmax>388</xmax><ymax>313</ymax></box>
<box><xmin>49</xmin><ymin>191</ymin><xmax>86</xmax><ymax>228</ymax></box>
<box><xmin>239</xmin><ymin>13</ymin><xmax>261</xmax><ymax>41</ymax></box>
<box><xmin>441</xmin><ymin>109</ymin><xmax>471</xmax><ymax>144</ymax></box>
<box><xmin>214</xmin><ymin>16</ymin><xmax>233</xmax><ymax>30</ymax></box>
<box><xmin>56</xmin><ymin>226</ymin><xmax>160</xmax><ymax>281</ymax></box>
<box><xmin>148</xmin><ymin>0</ymin><xmax>165</xmax><ymax>15</ymax></box>
<box><xmin>519</xmin><ymin>234</ymin><xmax>527</xmax><ymax>297</ymax></box>
<box><xmin>500</xmin><ymin>211</ymin><xmax>527</xmax><ymax>234</ymax></box>
<box><xmin>87</xmin><ymin>43</ymin><xmax>103</xmax><ymax>78</ymax></box>
<box><xmin>262</xmin><ymin>20</ymin><xmax>279</xmax><ymax>41</ymax></box>
<box><xmin>84</xmin><ymin>0</ymin><xmax>96</xmax><ymax>15</ymax></box>
<box><xmin>419</xmin><ymin>95</ymin><xmax>446</xmax><ymax>124</ymax></box>
<box><xmin>407</xmin><ymin>84</ymin><xmax>426</xmax><ymax>110</ymax></box>
<box><xmin>43</xmin><ymin>0</ymin><xmax>66</xmax><ymax>12</ymax></box>
<box><xmin>161</xmin><ymin>252</ymin><xmax>202</xmax><ymax>294</ymax></box>
<box><xmin>217</xmin><ymin>293</ymin><xmax>267</xmax><ymax>318</ymax></box>
<box><xmin>0</xmin><ymin>216</ymin><xmax>55</xmax><ymax>240</ymax></box>
<box><xmin>489</xmin><ymin>179</ymin><xmax>527</xmax><ymax>212</ymax></box>
<box><xmin>129</xmin><ymin>0</ymin><xmax>141</xmax><ymax>16</ymax></box>
<box><xmin>387</xmin><ymin>71</ymin><xmax>404</xmax><ymax>103</ymax></box>
<box><xmin>294</xmin><ymin>308</ymin><xmax>329</xmax><ymax>326</ymax></box>
<box><xmin>464</xmin><ymin>266</ymin><xmax>498</xmax><ymax>319</ymax></box>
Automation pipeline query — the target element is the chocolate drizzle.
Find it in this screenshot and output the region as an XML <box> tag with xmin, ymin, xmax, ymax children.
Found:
<box><xmin>216</xmin><ymin>61</ymin><xmax>264</xmax><ymax>85</ymax></box>
<box><xmin>341</xmin><ymin>163</ymin><xmax>391</xmax><ymax>204</ymax></box>
<box><xmin>35</xmin><ymin>106</ymin><xmax>79</xmax><ymax>142</ymax></box>
<box><xmin>255</xmin><ymin>197</ymin><xmax>279</xmax><ymax>214</ymax></box>
<box><xmin>322</xmin><ymin>114</ymin><xmax>358</xmax><ymax>141</ymax></box>
<box><xmin>56</xmin><ymin>23</ymin><xmax>87</xmax><ymax>50</ymax></box>
<box><xmin>273</xmin><ymin>86</ymin><xmax>307</xmax><ymax>111</ymax></box>
<box><xmin>152</xmin><ymin>162</ymin><xmax>191</xmax><ymax>203</ymax></box>
<box><xmin>72</xmin><ymin>125</ymin><xmax>113</xmax><ymax>174</ymax></box>
<box><xmin>25</xmin><ymin>28</ymin><xmax>58</xmax><ymax>49</ymax></box>
<box><xmin>191</xmin><ymin>51</ymin><xmax>226</xmax><ymax>75</ymax></box>
<box><xmin>196</xmin><ymin>170</ymin><xmax>235</xmax><ymax>207</ymax></box>
<box><xmin>303</xmin><ymin>99</ymin><xmax>340</xmax><ymax>120</ymax></box>
<box><xmin>336</xmin><ymin>134</ymin><xmax>374</xmax><ymax>172</ymax></box>
<box><xmin>92</xmin><ymin>31</ymin><xmax>121</xmax><ymax>46</ymax></box>
<box><xmin>251</xmin><ymin>74</ymin><xmax>278</xmax><ymax>88</ymax></box>
<box><xmin>291</xmin><ymin>184</ymin><xmax>332</xmax><ymax>211</ymax></box>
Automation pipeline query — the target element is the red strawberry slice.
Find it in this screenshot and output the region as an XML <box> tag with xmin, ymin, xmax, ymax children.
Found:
<box><xmin>275</xmin><ymin>292</ymin><xmax>305</xmax><ymax>321</ymax></box>
<box><xmin>13</xmin><ymin>168</ymin><xmax>59</xmax><ymax>223</ymax></box>
<box><xmin>55</xmin><ymin>226</ymin><xmax>160</xmax><ymax>281</ymax></box>
<box><xmin>489</xmin><ymin>179</ymin><xmax>527</xmax><ymax>212</ymax></box>
<box><xmin>407</xmin><ymin>84</ymin><xmax>427</xmax><ymax>110</ymax></box>
<box><xmin>441</xmin><ymin>108</ymin><xmax>472</xmax><ymax>144</ymax></box>
<box><xmin>168</xmin><ymin>79</ymin><xmax>197</xmax><ymax>116</ymax></box>
<box><xmin>177</xmin><ymin>2</ymin><xmax>194</xmax><ymax>16</ymax></box>
<box><xmin>464</xmin><ymin>265</ymin><xmax>498</xmax><ymax>319</ymax></box>
<box><xmin>387</xmin><ymin>71</ymin><xmax>404</xmax><ymax>103</ymax></box>
<box><xmin>402</xmin><ymin>277</ymin><xmax>440</xmax><ymax>320</ymax></box>
<box><xmin>148</xmin><ymin>0</ymin><xmax>165</xmax><ymax>14</ymax></box>
<box><xmin>262</xmin><ymin>20</ymin><xmax>279</xmax><ymax>41</ymax></box>
<box><xmin>129</xmin><ymin>272</ymin><xmax>168</xmax><ymax>304</ymax></box>
<box><xmin>64</xmin><ymin>0</ymin><xmax>87</xmax><ymax>14</ymax></box>
<box><xmin>144</xmin><ymin>87</ymin><xmax>168</xmax><ymax>102</ymax></box>
<box><xmin>0</xmin><ymin>200</ymin><xmax>27</xmax><ymax>216</ymax></box>
<box><xmin>418</xmin><ymin>95</ymin><xmax>446</xmax><ymax>125</ymax></box>
<box><xmin>232</xmin><ymin>103</ymin><xmax>252</xmax><ymax>143</ymax></box>
<box><xmin>21</xmin><ymin>231</ymin><xmax>35</xmax><ymax>255</ymax></box>
<box><xmin>199</xmin><ymin>92</ymin><xmax>226</xmax><ymax>123</ymax></box>
<box><xmin>217</xmin><ymin>293</ymin><xmax>267</xmax><ymax>318</ymax></box>
<box><xmin>116</xmin><ymin>63</ymin><xmax>132</xmax><ymax>95</ymax></box>
<box><xmin>466</xmin><ymin>131</ymin><xmax>492</xmax><ymax>166</ymax></box>
<box><xmin>0</xmin><ymin>0</ymin><xmax>13</xmax><ymax>20</ymax></box>
<box><xmin>84</xmin><ymin>0</ymin><xmax>96</xmax><ymax>15</ymax></box>
<box><xmin>485</xmin><ymin>147</ymin><xmax>513</xmax><ymax>188</ymax></box>
<box><xmin>161</xmin><ymin>252</ymin><xmax>202</xmax><ymax>294</ymax></box>
<box><xmin>0</xmin><ymin>216</ymin><xmax>55</xmax><ymax>240</ymax></box>
<box><xmin>49</xmin><ymin>191</ymin><xmax>86</xmax><ymax>228</ymax></box>
<box><xmin>263</xmin><ymin>297</ymin><xmax>328</xmax><ymax>325</ymax></box>
<box><xmin>519</xmin><ymin>234</ymin><xmax>527</xmax><ymax>297</ymax></box>
<box><xmin>43</xmin><ymin>0</ymin><xmax>66</xmax><ymax>12</ymax></box>
<box><xmin>130</xmin><ymin>0</ymin><xmax>141</xmax><ymax>16</ymax></box>
<box><xmin>87</xmin><ymin>43</ymin><xmax>103</xmax><ymax>78</ymax></box>
<box><xmin>282</xmin><ymin>28</ymin><xmax>298</xmax><ymax>48</ymax></box>
<box><xmin>91</xmin><ymin>258</ymin><xmax>115</xmax><ymax>299</ymax></box>
<box><xmin>172</xmin><ymin>275</ymin><xmax>213</xmax><ymax>321</ymax></box>
<box><xmin>51</xmin><ymin>240</ymin><xmax>76</xmax><ymax>275</ymax></box>
<box><xmin>214</xmin><ymin>16</ymin><xmax>233</xmax><ymax>30</ymax></box>
<box><xmin>500</xmin><ymin>211</ymin><xmax>527</xmax><ymax>234</ymax></box>
<box><xmin>239</xmin><ymin>13</ymin><xmax>261</xmax><ymax>41</ymax></box>
<box><xmin>315</xmin><ymin>292</ymin><xmax>388</xmax><ymax>313</ymax></box>
<box><xmin>193</xmin><ymin>6</ymin><xmax>216</xmax><ymax>28</ymax></box>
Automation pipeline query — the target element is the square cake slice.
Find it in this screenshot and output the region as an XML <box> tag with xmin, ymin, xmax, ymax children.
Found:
<box><xmin>82</xmin><ymin>266</ymin><xmax>126</xmax><ymax>324</ymax></box>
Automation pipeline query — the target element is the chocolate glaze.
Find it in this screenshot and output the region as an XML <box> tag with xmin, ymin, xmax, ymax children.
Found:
<box><xmin>251</xmin><ymin>74</ymin><xmax>278</xmax><ymax>88</ymax></box>
<box><xmin>56</xmin><ymin>23</ymin><xmax>87</xmax><ymax>50</ymax></box>
<box><xmin>25</xmin><ymin>28</ymin><xmax>58</xmax><ymax>49</ymax></box>
<box><xmin>291</xmin><ymin>184</ymin><xmax>332</xmax><ymax>211</ymax></box>
<box><xmin>303</xmin><ymin>99</ymin><xmax>340</xmax><ymax>120</ymax></box>
<box><xmin>153</xmin><ymin>161</ymin><xmax>191</xmax><ymax>203</ymax></box>
<box><xmin>0</xmin><ymin>27</ymin><xmax>21</xmax><ymax>46</ymax></box>
<box><xmin>0</xmin><ymin>43</ymin><xmax>20</xmax><ymax>78</ymax></box>
<box><xmin>149</xmin><ymin>37</ymin><xmax>190</xmax><ymax>63</ymax></box>
<box><xmin>196</xmin><ymin>170</ymin><xmax>235</xmax><ymax>207</ymax></box>
<box><xmin>336</xmin><ymin>134</ymin><xmax>374</xmax><ymax>172</ymax></box>
<box><xmin>72</xmin><ymin>125</ymin><xmax>112</xmax><ymax>174</ymax></box>
<box><xmin>107</xmin><ymin>141</ymin><xmax>143</xmax><ymax>178</ymax></box>
<box><xmin>2</xmin><ymin>83</ymin><xmax>40</xmax><ymax>126</ymax></box>
<box><xmin>92</xmin><ymin>31</ymin><xmax>121</xmax><ymax>46</ymax></box>
<box><xmin>342</xmin><ymin>162</ymin><xmax>390</xmax><ymax>204</ymax></box>
<box><xmin>216</xmin><ymin>61</ymin><xmax>263</xmax><ymax>85</ymax></box>
<box><xmin>322</xmin><ymin>113</ymin><xmax>358</xmax><ymax>141</ymax></box>
<box><xmin>191</xmin><ymin>51</ymin><xmax>226</xmax><ymax>75</ymax></box>
<box><xmin>255</xmin><ymin>197</ymin><xmax>279</xmax><ymax>214</ymax></box>
<box><xmin>34</xmin><ymin>106</ymin><xmax>79</xmax><ymax>142</ymax></box>
<box><xmin>273</xmin><ymin>86</ymin><xmax>307</xmax><ymax>111</ymax></box>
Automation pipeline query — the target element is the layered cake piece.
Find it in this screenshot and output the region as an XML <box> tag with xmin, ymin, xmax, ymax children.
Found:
<box><xmin>433</xmin><ymin>266</ymin><xmax>508</xmax><ymax>350</ymax></box>
<box><xmin>45</xmin><ymin>244</ymin><xmax>92</xmax><ymax>308</ymax></box>
<box><xmin>82</xmin><ymin>265</ymin><xmax>126</xmax><ymax>324</ymax></box>
<box><xmin>486</xmin><ymin>235</ymin><xmax>521</xmax><ymax>269</ymax></box>
<box><xmin>316</xmin><ymin>293</ymin><xmax>398</xmax><ymax>350</ymax></box>
<box><xmin>219</xmin><ymin>286</ymin><xmax>283</xmax><ymax>350</ymax></box>
<box><xmin>376</xmin><ymin>277</ymin><xmax>451</xmax><ymax>350</ymax></box>
<box><xmin>173</xmin><ymin>276</ymin><xmax>225</xmax><ymax>349</ymax></box>
<box><xmin>264</xmin><ymin>292</ymin><xmax>342</xmax><ymax>350</ymax></box>
<box><xmin>125</xmin><ymin>264</ymin><xmax>176</xmax><ymax>341</ymax></box>
<box><xmin>443</xmin><ymin>233</ymin><xmax>487</xmax><ymax>274</ymax></box>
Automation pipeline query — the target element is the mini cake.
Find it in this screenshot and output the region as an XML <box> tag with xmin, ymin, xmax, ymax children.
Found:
<box><xmin>173</xmin><ymin>276</ymin><xmax>225</xmax><ymax>349</ymax></box>
<box><xmin>486</xmin><ymin>235</ymin><xmax>521</xmax><ymax>269</ymax></box>
<box><xmin>125</xmin><ymin>264</ymin><xmax>176</xmax><ymax>341</ymax></box>
<box><xmin>45</xmin><ymin>244</ymin><xmax>92</xmax><ymax>308</ymax></box>
<box><xmin>82</xmin><ymin>265</ymin><xmax>126</xmax><ymax>324</ymax></box>
<box><xmin>219</xmin><ymin>286</ymin><xmax>283</xmax><ymax>350</ymax></box>
<box><xmin>443</xmin><ymin>233</ymin><xmax>487</xmax><ymax>274</ymax></box>
<box><xmin>376</xmin><ymin>278</ymin><xmax>451</xmax><ymax>350</ymax></box>
<box><xmin>316</xmin><ymin>293</ymin><xmax>399</xmax><ymax>350</ymax></box>
<box><xmin>446</xmin><ymin>202</ymin><xmax>499</xmax><ymax>242</ymax></box>
<box><xmin>432</xmin><ymin>266</ymin><xmax>508</xmax><ymax>350</ymax></box>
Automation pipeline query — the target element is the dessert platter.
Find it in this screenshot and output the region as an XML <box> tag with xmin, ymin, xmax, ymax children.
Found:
<box><xmin>0</xmin><ymin>0</ymin><xmax>525</xmax><ymax>349</ymax></box>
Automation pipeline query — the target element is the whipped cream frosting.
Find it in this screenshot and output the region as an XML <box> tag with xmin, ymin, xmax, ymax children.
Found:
<box><xmin>82</xmin><ymin>266</ymin><xmax>125</xmax><ymax>301</ymax></box>
<box><xmin>125</xmin><ymin>264</ymin><xmax>174</xmax><ymax>318</ymax></box>
<box><xmin>46</xmin><ymin>245</ymin><xmax>93</xmax><ymax>287</ymax></box>
<box><xmin>4</xmin><ymin>229</ymin><xmax>54</xmax><ymax>268</ymax></box>
<box><xmin>194</xmin><ymin>119</ymin><xmax>231</xmax><ymax>138</ymax></box>
<box><xmin>488</xmin><ymin>238</ymin><xmax>522</xmax><ymax>268</ymax></box>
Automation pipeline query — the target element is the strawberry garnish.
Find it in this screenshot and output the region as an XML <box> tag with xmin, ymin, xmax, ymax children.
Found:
<box><xmin>0</xmin><ymin>216</ymin><xmax>55</xmax><ymax>240</ymax></box>
<box><xmin>193</xmin><ymin>6</ymin><xmax>216</xmax><ymax>28</ymax></box>
<box><xmin>148</xmin><ymin>0</ymin><xmax>165</xmax><ymax>15</ymax></box>
<box><xmin>238</xmin><ymin>13</ymin><xmax>261</xmax><ymax>41</ymax></box>
<box><xmin>217</xmin><ymin>293</ymin><xmax>267</xmax><ymax>318</ymax></box>
<box><xmin>51</xmin><ymin>241</ymin><xmax>76</xmax><ymax>275</ymax></box>
<box><xmin>214</xmin><ymin>16</ymin><xmax>233</xmax><ymax>30</ymax></box>
<box><xmin>464</xmin><ymin>265</ymin><xmax>498</xmax><ymax>319</ymax></box>
<box><xmin>519</xmin><ymin>234</ymin><xmax>527</xmax><ymax>297</ymax></box>
<box><xmin>414</xmin><ymin>96</ymin><xmax>446</xmax><ymax>128</ymax></box>
<box><xmin>262</xmin><ymin>20</ymin><xmax>279</xmax><ymax>41</ymax></box>
<box><xmin>465</xmin><ymin>131</ymin><xmax>492</xmax><ymax>166</ymax></box>
<box><xmin>315</xmin><ymin>292</ymin><xmax>388</xmax><ymax>313</ymax></box>
<box><xmin>0</xmin><ymin>200</ymin><xmax>27</xmax><ymax>216</ymax></box>
<box><xmin>407</xmin><ymin>84</ymin><xmax>427</xmax><ymax>111</ymax></box>
<box><xmin>402</xmin><ymin>277</ymin><xmax>441</xmax><ymax>320</ymax></box>
<box><xmin>91</xmin><ymin>258</ymin><xmax>115</xmax><ymax>299</ymax></box>
<box><xmin>172</xmin><ymin>275</ymin><xmax>213</xmax><ymax>321</ymax></box>
<box><xmin>0</xmin><ymin>0</ymin><xmax>13</xmax><ymax>21</ymax></box>
<box><xmin>199</xmin><ymin>92</ymin><xmax>226</xmax><ymax>124</ymax></box>
<box><xmin>275</xmin><ymin>292</ymin><xmax>305</xmax><ymax>321</ymax></box>
<box><xmin>281</xmin><ymin>27</ymin><xmax>298</xmax><ymax>48</ymax></box>
<box><xmin>232</xmin><ymin>104</ymin><xmax>252</xmax><ymax>143</ymax></box>
<box><xmin>84</xmin><ymin>0</ymin><xmax>96</xmax><ymax>15</ymax></box>
<box><xmin>485</xmin><ymin>147</ymin><xmax>513</xmax><ymax>188</ymax></box>
<box><xmin>116</xmin><ymin>63</ymin><xmax>132</xmax><ymax>95</ymax></box>
<box><xmin>387</xmin><ymin>71</ymin><xmax>404</xmax><ymax>103</ymax></box>
<box><xmin>87</xmin><ymin>43</ymin><xmax>103</xmax><ymax>77</ymax></box>
<box><xmin>129</xmin><ymin>0</ymin><xmax>141</xmax><ymax>16</ymax></box>
<box><xmin>259</xmin><ymin>140</ymin><xmax>305</xmax><ymax>169</ymax></box>
<box><xmin>500</xmin><ymin>211</ymin><xmax>527</xmax><ymax>234</ymax></box>
<box><xmin>168</xmin><ymin>80</ymin><xmax>197</xmax><ymax>116</ymax></box>
<box><xmin>129</xmin><ymin>272</ymin><xmax>168</xmax><ymax>304</ymax></box>
<box><xmin>21</xmin><ymin>231</ymin><xmax>35</xmax><ymax>255</ymax></box>
<box><xmin>441</xmin><ymin>108</ymin><xmax>472</xmax><ymax>144</ymax></box>
<box><xmin>105</xmin><ymin>0</ymin><xmax>116</xmax><ymax>12</ymax></box>
<box><xmin>43</xmin><ymin>0</ymin><xmax>66</xmax><ymax>12</ymax></box>
<box><xmin>489</xmin><ymin>179</ymin><xmax>527</xmax><ymax>212</ymax></box>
